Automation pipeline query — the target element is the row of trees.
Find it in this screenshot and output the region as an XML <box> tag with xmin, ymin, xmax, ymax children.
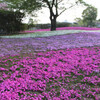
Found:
<box><xmin>0</xmin><ymin>0</ymin><xmax>90</xmax><ymax>31</ymax></box>
<box><xmin>75</xmin><ymin>6</ymin><xmax>97</xmax><ymax>27</ymax></box>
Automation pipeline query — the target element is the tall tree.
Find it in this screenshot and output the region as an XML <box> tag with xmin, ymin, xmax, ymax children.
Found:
<box><xmin>1</xmin><ymin>0</ymin><xmax>89</xmax><ymax>31</ymax></box>
<box><xmin>42</xmin><ymin>0</ymin><xmax>89</xmax><ymax>31</ymax></box>
<box><xmin>82</xmin><ymin>6</ymin><xmax>97</xmax><ymax>27</ymax></box>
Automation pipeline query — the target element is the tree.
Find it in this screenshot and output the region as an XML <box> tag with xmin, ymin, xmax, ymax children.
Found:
<box><xmin>82</xmin><ymin>6</ymin><xmax>97</xmax><ymax>27</ymax></box>
<box><xmin>28</xmin><ymin>18</ymin><xmax>34</xmax><ymax>29</ymax></box>
<box><xmin>1</xmin><ymin>0</ymin><xmax>89</xmax><ymax>31</ymax></box>
<box><xmin>74</xmin><ymin>18</ymin><xmax>84</xmax><ymax>26</ymax></box>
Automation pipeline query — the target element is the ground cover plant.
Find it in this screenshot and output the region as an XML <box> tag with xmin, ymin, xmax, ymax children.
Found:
<box><xmin>0</xmin><ymin>30</ymin><xmax>87</xmax><ymax>38</ymax></box>
<box><xmin>0</xmin><ymin>46</ymin><xmax>100</xmax><ymax>99</ymax></box>
<box><xmin>1</xmin><ymin>31</ymin><xmax>100</xmax><ymax>57</ymax></box>
<box><xmin>23</xmin><ymin>27</ymin><xmax>100</xmax><ymax>33</ymax></box>
<box><xmin>1</xmin><ymin>27</ymin><xmax>100</xmax><ymax>38</ymax></box>
<box><xmin>1</xmin><ymin>27</ymin><xmax>100</xmax><ymax>99</ymax></box>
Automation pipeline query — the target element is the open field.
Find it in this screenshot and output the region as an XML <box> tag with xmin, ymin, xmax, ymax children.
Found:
<box><xmin>0</xmin><ymin>27</ymin><xmax>100</xmax><ymax>99</ymax></box>
<box><xmin>0</xmin><ymin>31</ymin><xmax>100</xmax><ymax>57</ymax></box>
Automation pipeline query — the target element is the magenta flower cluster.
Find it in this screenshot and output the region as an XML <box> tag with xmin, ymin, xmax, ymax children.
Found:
<box><xmin>23</xmin><ymin>27</ymin><xmax>100</xmax><ymax>33</ymax></box>
<box><xmin>0</xmin><ymin>46</ymin><xmax>100</xmax><ymax>99</ymax></box>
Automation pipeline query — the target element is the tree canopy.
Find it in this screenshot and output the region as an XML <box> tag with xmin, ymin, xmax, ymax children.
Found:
<box><xmin>75</xmin><ymin>18</ymin><xmax>84</xmax><ymax>26</ymax></box>
<box><xmin>0</xmin><ymin>9</ymin><xmax>25</xmax><ymax>34</ymax></box>
<box><xmin>82</xmin><ymin>6</ymin><xmax>97</xmax><ymax>27</ymax></box>
<box><xmin>0</xmin><ymin>0</ymin><xmax>90</xmax><ymax>31</ymax></box>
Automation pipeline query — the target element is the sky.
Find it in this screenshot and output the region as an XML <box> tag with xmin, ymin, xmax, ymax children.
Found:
<box><xmin>23</xmin><ymin>0</ymin><xmax>100</xmax><ymax>24</ymax></box>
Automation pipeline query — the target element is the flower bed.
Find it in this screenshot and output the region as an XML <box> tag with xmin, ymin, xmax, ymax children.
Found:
<box><xmin>0</xmin><ymin>46</ymin><xmax>100</xmax><ymax>99</ymax></box>
<box><xmin>23</xmin><ymin>27</ymin><xmax>100</xmax><ymax>33</ymax></box>
<box><xmin>0</xmin><ymin>32</ymin><xmax>100</xmax><ymax>57</ymax></box>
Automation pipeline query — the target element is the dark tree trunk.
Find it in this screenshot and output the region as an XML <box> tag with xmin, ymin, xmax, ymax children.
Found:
<box><xmin>50</xmin><ymin>15</ymin><xmax>57</xmax><ymax>31</ymax></box>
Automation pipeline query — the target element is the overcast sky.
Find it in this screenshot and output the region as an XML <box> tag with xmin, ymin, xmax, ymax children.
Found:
<box><xmin>23</xmin><ymin>0</ymin><xmax>100</xmax><ymax>24</ymax></box>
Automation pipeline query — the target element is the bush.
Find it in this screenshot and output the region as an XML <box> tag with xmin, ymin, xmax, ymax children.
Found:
<box><xmin>56</xmin><ymin>22</ymin><xmax>72</xmax><ymax>27</ymax></box>
<box><xmin>35</xmin><ymin>22</ymin><xmax>72</xmax><ymax>29</ymax></box>
<box><xmin>0</xmin><ymin>10</ymin><xmax>24</xmax><ymax>35</ymax></box>
<box><xmin>21</xmin><ymin>23</ymin><xmax>28</xmax><ymax>31</ymax></box>
<box><xmin>35</xmin><ymin>23</ymin><xmax>51</xmax><ymax>29</ymax></box>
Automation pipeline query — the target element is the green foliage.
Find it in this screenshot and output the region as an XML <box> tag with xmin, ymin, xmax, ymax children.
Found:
<box><xmin>28</xmin><ymin>18</ymin><xmax>36</xmax><ymax>29</ymax></box>
<box><xmin>77</xmin><ymin>0</ymin><xmax>90</xmax><ymax>6</ymax></box>
<box><xmin>35</xmin><ymin>22</ymin><xmax>72</xmax><ymax>29</ymax></box>
<box><xmin>57</xmin><ymin>22</ymin><xmax>72</xmax><ymax>27</ymax></box>
<box><xmin>2</xmin><ymin>0</ymin><xmax>42</xmax><ymax>14</ymax></box>
<box><xmin>0</xmin><ymin>10</ymin><xmax>25</xmax><ymax>34</ymax></box>
<box><xmin>1</xmin><ymin>0</ymin><xmax>90</xmax><ymax>31</ymax></box>
<box><xmin>21</xmin><ymin>23</ymin><xmax>28</xmax><ymax>31</ymax></box>
<box><xmin>82</xmin><ymin>6</ymin><xmax>97</xmax><ymax>27</ymax></box>
<box><xmin>74</xmin><ymin>18</ymin><xmax>84</xmax><ymax>26</ymax></box>
<box><xmin>36</xmin><ymin>24</ymin><xmax>51</xmax><ymax>29</ymax></box>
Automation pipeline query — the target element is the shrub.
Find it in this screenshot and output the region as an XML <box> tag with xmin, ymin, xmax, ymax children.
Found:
<box><xmin>35</xmin><ymin>23</ymin><xmax>51</xmax><ymax>29</ymax></box>
<box><xmin>0</xmin><ymin>10</ymin><xmax>24</xmax><ymax>35</ymax></box>
<box><xmin>56</xmin><ymin>22</ymin><xmax>72</xmax><ymax>27</ymax></box>
<box><xmin>35</xmin><ymin>22</ymin><xmax>72</xmax><ymax>29</ymax></box>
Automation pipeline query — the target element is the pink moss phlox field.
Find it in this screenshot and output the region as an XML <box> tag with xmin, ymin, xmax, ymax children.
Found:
<box><xmin>1</xmin><ymin>32</ymin><xmax>100</xmax><ymax>57</ymax></box>
<box><xmin>23</xmin><ymin>27</ymin><xmax>100</xmax><ymax>33</ymax></box>
<box><xmin>0</xmin><ymin>47</ymin><xmax>100</xmax><ymax>99</ymax></box>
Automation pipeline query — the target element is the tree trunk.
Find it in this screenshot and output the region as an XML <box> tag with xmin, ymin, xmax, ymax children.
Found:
<box><xmin>50</xmin><ymin>15</ymin><xmax>57</xmax><ymax>31</ymax></box>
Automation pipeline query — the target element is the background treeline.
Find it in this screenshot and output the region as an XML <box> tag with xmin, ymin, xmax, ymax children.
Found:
<box><xmin>28</xmin><ymin>22</ymin><xmax>72</xmax><ymax>30</ymax></box>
